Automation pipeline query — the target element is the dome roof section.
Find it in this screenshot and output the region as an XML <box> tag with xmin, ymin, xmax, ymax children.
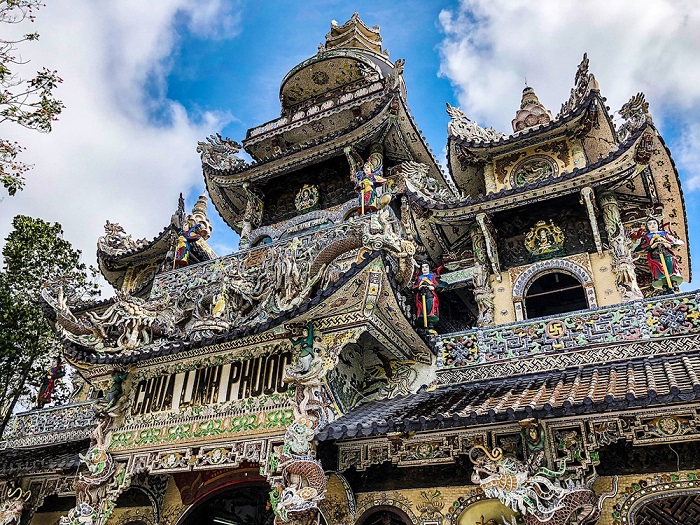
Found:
<box><xmin>279</xmin><ymin>13</ymin><xmax>394</xmax><ymax>114</ymax></box>
<box><xmin>279</xmin><ymin>49</ymin><xmax>394</xmax><ymax>114</ymax></box>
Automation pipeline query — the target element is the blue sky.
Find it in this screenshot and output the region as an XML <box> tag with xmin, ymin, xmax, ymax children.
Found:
<box><xmin>1</xmin><ymin>0</ymin><xmax>698</xmax><ymax>289</ymax></box>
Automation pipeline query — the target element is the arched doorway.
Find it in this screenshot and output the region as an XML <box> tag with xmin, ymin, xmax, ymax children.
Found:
<box><xmin>29</xmin><ymin>494</ymin><xmax>76</xmax><ymax>525</ymax></box>
<box><xmin>178</xmin><ymin>484</ymin><xmax>274</xmax><ymax>525</ymax></box>
<box><xmin>356</xmin><ymin>507</ymin><xmax>412</xmax><ymax>525</ymax></box>
<box><xmin>524</xmin><ymin>272</ymin><xmax>587</xmax><ymax>319</ymax></box>
<box><xmin>633</xmin><ymin>493</ymin><xmax>700</xmax><ymax>524</ymax></box>
<box><xmin>458</xmin><ymin>499</ymin><xmax>520</xmax><ymax>525</ymax></box>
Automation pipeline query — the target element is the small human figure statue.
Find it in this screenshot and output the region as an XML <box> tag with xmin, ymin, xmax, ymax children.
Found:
<box><xmin>413</xmin><ymin>263</ymin><xmax>443</xmax><ymax>334</ymax></box>
<box><xmin>635</xmin><ymin>217</ymin><xmax>684</xmax><ymax>293</ymax></box>
<box><xmin>290</xmin><ymin>322</ymin><xmax>316</xmax><ymax>374</ymax></box>
<box><xmin>36</xmin><ymin>356</ymin><xmax>66</xmax><ymax>408</ymax></box>
<box><xmin>344</xmin><ymin>146</ymin><xmax>388</xmax><ymax>215</ymax></box>
<box><xmin>174</xmin><ymin>222</ymin><xmax>204</xmax><ymax>268</ymax></box>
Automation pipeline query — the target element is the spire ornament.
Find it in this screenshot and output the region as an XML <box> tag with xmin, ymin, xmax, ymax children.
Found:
<box><xmin>558</xmin><ymin>52</ymin><xmax>600</xmax><ymax>117</ymax></box>
<box><xmin>512</xmin><ymin>87</ymin><xmax>553</xmax><ymax>132</ymax></box>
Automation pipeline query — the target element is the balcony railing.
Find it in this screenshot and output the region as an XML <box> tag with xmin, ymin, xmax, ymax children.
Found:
<box><xmin>1</xmin><ymin>400</ymin><xmax>96</xmax><ymax>449</ymax></box>
<box><xmin>437</xmin><ymin>291</ymin><xmax>700</xmax><ymax>369</ymax></box>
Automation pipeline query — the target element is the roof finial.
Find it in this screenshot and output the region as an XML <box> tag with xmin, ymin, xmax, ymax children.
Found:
<box><xmin>325</xmin><ymin>13</ymin><xmax>383</xmax><ymax>53</ymax></box>
<box><xmin>192</xmin><ymin>194</ymin><xmax>208</xmax><ymax>217</ymax></box>
<box><xmin>512</xmin><ymin>86</ymin><xmax>553</xmax><ymax>132</ymax></box>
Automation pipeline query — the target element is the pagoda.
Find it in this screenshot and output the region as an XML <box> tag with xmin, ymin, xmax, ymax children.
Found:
<box><xmin>2</xmin><ymin>13</ymin><xmax>699</xmax><ymax>525</ymax></box>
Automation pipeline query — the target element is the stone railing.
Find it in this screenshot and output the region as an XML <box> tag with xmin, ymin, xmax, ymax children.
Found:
<box><xmin>246</xmin><ymin>80</ymin><xmax>385</xmax><ymax>140</ymax></box>
<box><xmin>0</xmin><ymin>401</ymin><xmax>97</xmax><ymax>449</ymax></box>
<box><xmin>437</xmin><ymin>291</ymin><xmax>700</xmax><ymax>369</ymax></box>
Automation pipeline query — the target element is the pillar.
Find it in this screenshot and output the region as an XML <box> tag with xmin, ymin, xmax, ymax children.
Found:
<box><xmin>599</xmin><ymin>191</ymin><xmax>644</xmax><ymax>301</ymax></box>
<box><xmin>470</xmin><ymin>222</ymin><xmax>495</xmax><ymax>326</ymax></box>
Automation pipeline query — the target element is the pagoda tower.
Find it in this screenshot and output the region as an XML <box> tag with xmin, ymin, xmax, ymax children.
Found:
<box><xmin>2</xmin><ymin>15</ymin><xmax>699</xmax><ymax>525</ymax></box>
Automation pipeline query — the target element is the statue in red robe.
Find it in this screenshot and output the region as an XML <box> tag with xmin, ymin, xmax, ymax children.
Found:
<box><xmin>36</xmin><ymin>356</ymin><xmax>66</xmax><ymax>408</ymax></box>
<box><xmin>634</xmin><ymin>217</ymin><xmax>684</xmax><ymax>293</ymax></box>
<box><xmin>413</xmin><ymin>263</ymin><xmax>443</xmax><ymax>333</ymax></box>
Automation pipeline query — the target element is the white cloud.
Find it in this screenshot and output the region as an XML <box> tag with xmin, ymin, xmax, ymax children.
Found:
<box><xmin>0</xmin><ymin>1</ymin><xmax>237</xmax><ymax>283</ymax></box>
<box><xmin>438</xmin><ymin>0</ymin><xmax>700</xmax><ymax>153</ymax></box>
<box><xmin>676</xmin><ymin>123</ymin><xmax>700</xmax><ymax>191</ymax></box>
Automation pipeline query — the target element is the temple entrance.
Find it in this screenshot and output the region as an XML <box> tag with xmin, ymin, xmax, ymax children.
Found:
<box><xmin>29</xmin><ymin>494</ymin><xmax>76</xmax><ymax>525</ymax></box>
<box><xmin>458</xmin><ymin>499</ymin><xmax>520</xmax><ymax>525</ymax></box>
<box><xmin>356</xmin><ymin>506</ymin><xmax>412</xmax><ymax>525</ymax></box>
<box><xmin>634</xmin><ymin>493</ymin><xmax>700</xmax><ymax>524</ymax></box>
<box><xmin>524</xmin><ymin>272</ymin><xmax>587</xmax><ymax>319</ymax></box>
<box><xmin>178</xmin><ymin>485</ymin><xmax>274</xmax><ymax>525</ymax></box>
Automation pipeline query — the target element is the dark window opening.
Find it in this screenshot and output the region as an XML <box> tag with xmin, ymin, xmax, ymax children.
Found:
<box><xmin>524</xmin><ymin>272</ymin><xmax>587</xmax><ymax>319</ymax></box>
<box><xmin>179</xmin><ymin>485</ymin><xmax>273</xmax><ymax>525</ymax></box>
<box><xmin>34</xmin><ymin>495</ymin><xmax>75</xmax><ymax>513</ymax></box>
<box><xmin>357</xmin><ymin>508</ymin><xmax>410</xmax><ymax>525</ymax></box>
<box><xmin>434</xmin><ymin>288</ymin><xmax>477</xmax><ymax>334</ymax></box>
<box><xmin>115</xmin><ymin>487</ymin><xmax>151</xmax><ymax>508</ymax></box>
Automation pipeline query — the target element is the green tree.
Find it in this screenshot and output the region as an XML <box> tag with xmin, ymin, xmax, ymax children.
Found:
<box><xmin>1</xmin><ymin>0</ymin><xmax>64</xmax><ymax>196</ymax></box>
<box><xmin>0</xmin><ymin>215</ymin><xmax>98</xmax><ymax>436</ymax></box>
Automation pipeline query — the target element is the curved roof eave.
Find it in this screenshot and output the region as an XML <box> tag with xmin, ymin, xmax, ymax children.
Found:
<box><xmin>396</xmin><ymin>95</ymin><xmax>456</xmax><ymax>191</ymax></box>
<box><xmin>449</xmin><ymin>90</ymin><xmax>599</xmax><ymax>155</ymax></box>
<box><xmin>414</xmin><ymin>123</ymin><xmax>648</xmax><ymax>220</ymax></box>
<box><xmin>205</xmin><ymin>95</ymin><xmax>397</xmax><ymax>230</ymax></box>
<box><xmin>653</xmin><ymin>126</ymin><xmax>692</xmax><ymax>282</ymax></box>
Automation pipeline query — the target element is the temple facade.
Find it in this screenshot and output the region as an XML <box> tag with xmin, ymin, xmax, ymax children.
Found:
<box><xmin>2</xmin><ymin>13</ymin><xmax>699</xmax><ymax>525</ymax></box>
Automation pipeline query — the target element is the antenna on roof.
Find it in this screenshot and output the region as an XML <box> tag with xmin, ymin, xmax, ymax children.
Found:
<box><xmin>524</xmin><ymin>76</ymin><xmax>528</xmax><ymax>88</ymax></box>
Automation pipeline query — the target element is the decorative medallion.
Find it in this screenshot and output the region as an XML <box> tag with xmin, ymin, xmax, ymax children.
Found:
<box><xmin>294</xmin><ymin>184</ymin><xmax>320</xmax><ymax>211</ymax></box>
<box><xmin>510</xmin><ymin>155</ymin><xmax>558</xmax><ymax>187</ymax></box>
<box><xmin>312</xmin><ymin>70</ymin><xmax>329</xmax><ymax>85</ymax></box>
<box><xmin>656</xmin><ymin>416</ymin><xmax>682</xmax><ymax>436</ymax></box>
<box><xmin>524</xmin><ymin>220</ymin><xmax>565</xmax><ymax>260</ymax></box>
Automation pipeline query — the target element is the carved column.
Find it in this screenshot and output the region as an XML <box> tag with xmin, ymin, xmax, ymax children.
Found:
<box><xmin>269</xmin><ymin>324</ymin><xmax>351</xmax><ymax>525</ymax></box>
<box><xmin>475</xmin><ymin>212</ymin><xmax>501</xmax><ymax>281</ymax></box>
<box><xmin>599</xmin><ymin>191</ymin><xmax>644</xmax><ymax>301</ymax></box>
<box><xmin>239</xmin><ymin>182</ymin><xmax>263</xmax><ymax>249</ymax></box>
<box><xmin>580</xmin><ymin>186</ymin><xmax>604</xmax><ymax>257</ymax></box>
<box><xmin>469</xmin><ymin>222</ymin><xmax>495</xmax><ymax>326</ymax></box>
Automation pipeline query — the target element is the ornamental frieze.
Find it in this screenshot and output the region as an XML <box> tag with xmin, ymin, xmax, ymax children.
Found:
<box><xmin>436</xmin><ymin>290</ymin><xmax>700</xmax><ymax>372</ymax></box>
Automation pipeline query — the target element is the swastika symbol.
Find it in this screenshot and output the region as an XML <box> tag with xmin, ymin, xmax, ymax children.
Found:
<box><xmin>546</xmin><ymin>320</ymin><xmax>567</xmax><ymax>338</ymax></box>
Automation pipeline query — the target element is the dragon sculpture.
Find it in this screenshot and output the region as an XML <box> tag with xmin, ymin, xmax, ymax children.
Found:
<box><xmin>60</xmin><ymin>415</ymin><xmax>127</xmax><ymax>525</ymax></box>
<box><xmin>270</xmin><ymin>417</ymin><xmax>328</xmax><ymax>525</ymax></box>
<box><xmin>393</xmin><ymin>161</ymin><xmax>461</xmax><ymax>205</ymax></box>
<box><xmin>469</xmin><ymin>445</ymin><xmax>617</xmax><ymax>525</ymax></box>
<box><xmin>617</xmin><ymin>92</ymin><xmax>653</xmax><ymax>142</ymax></box>
<box><xmin>446</xmin><ymin>103</ymin><xmax>506</xmax><ymax>143</ymax></box>
<box><xmin>269</xmin><ymin>324</ymin><xmax>347</xmax><ymax>525</ymax></box>
<box><xmin>197</xmin><ymin>133</ymin><xmax>248</xmax><ymax>171</ymax></box>
<box><xmin>43</xmin><ymin>284</ymin><xmax>184</xmax><ymax>352</ymax></box>
<box><xmin>0</xmin><ymin>488</ymin><xmax>31</xmax><ymax>525</ymax></box>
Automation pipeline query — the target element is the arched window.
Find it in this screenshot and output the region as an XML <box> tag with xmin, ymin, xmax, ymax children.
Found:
<box><xmin>524</xmin><ymin>272</ymin><xmax>587</xmax><ymax>319</ymax></box>
<box><xmin>634</xmin><ymin>493</ymin><xmax>700</xmax><ymax>524</ymax></box>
